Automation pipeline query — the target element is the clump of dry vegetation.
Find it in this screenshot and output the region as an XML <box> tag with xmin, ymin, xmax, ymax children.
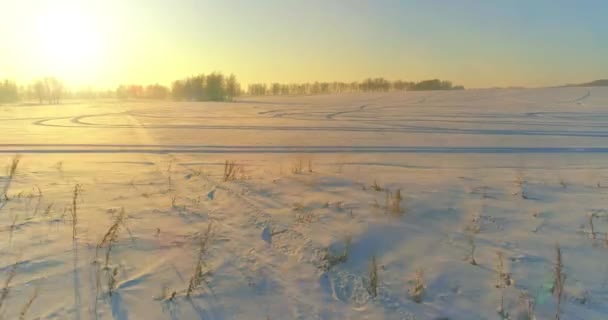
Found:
<box><xmin>371</xmin><ymin>180</ymin><xmax>384</xmax><ymax>192</ymax></box>
<box><xmin>223</xmin><ymin>160</ymin><xmax>242</xmax><ymax>181</ymax></box>
<box><xmin>319</xmin><ymin>237</ymin><xmax>351</xmax><ymax>271</ymax></box>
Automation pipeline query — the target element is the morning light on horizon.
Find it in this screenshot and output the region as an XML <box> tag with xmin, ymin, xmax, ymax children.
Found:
<box><xmin>1</xmin><ymin>0</ymin><xmax>607</xmax><ymax>88</ymax></box>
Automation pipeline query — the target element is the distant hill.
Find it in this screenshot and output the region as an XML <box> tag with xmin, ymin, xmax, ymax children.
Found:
<box><xmin>564</xmin><ymin>79</ymin><xmax>608</xmax><ymax>87</ymax></box>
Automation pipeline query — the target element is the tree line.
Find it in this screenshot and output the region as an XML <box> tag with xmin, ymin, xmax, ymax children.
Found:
<box><xmin>0</xmin><ymin>77</ymin><xmax>64</xmax><ymax>104</ymax></box>
<box><xmin>248</xmin><ymin>78</ymin><xmax>463</xmax><ymax>96</ymax></box>
<box><xmin>0</xmin><ymin>74</ymin><xmax>463</xmax><ymax>104</ymax></box>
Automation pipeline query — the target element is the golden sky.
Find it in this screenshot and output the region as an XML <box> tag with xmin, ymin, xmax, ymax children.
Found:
<box><xmin>1</xmin><ymin>0</ymin><xmax>606</xmax><ymax>89</ymax></box>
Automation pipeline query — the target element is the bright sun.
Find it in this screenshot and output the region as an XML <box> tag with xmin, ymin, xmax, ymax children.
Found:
<box><xmin>33</xmin><ymin>5</ymin><xmax>106</xmax><ymax>78</ymax></box>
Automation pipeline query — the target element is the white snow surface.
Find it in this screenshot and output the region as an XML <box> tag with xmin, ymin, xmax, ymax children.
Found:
<box><xmin>1</xmin><ymin>87</ymin><xmax>608</xmax><ymax>319</ymax></box>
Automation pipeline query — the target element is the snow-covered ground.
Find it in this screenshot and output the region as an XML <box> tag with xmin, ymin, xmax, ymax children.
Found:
<box><xmin>1</xmin><ymin>87</ymin><xmax>608</xmax><ymax>319</ymax></box>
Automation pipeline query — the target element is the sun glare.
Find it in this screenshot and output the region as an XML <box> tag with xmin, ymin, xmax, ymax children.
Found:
<box><xmin>33</xmin><ymin>5</ymin><xmax>106</xmax><ymax>78</ymax></box>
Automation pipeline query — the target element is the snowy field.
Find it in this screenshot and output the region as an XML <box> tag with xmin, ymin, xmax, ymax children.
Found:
<box><xmin>1</xmin><ymin>87</ymin><xmax>608</xmax><ymax>319</ymax></box>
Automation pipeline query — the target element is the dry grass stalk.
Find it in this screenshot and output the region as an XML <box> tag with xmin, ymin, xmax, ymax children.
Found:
<box><xmin>19</xmin><ymin>287</ymin><xmax>39</xmax><ymax>320</ymax></box>
<box><xmin>96</xmin><ymin>208</ymin><xmax>127</xmax><ymax>268</ymax></box>
<box><xmin>291</xmin><ymin>159</ymin><xmax>303</xmax><ymax>174</ymax></box>
<box><xmin>108</xmin><ymin>267</ymin><xmax>119</xmax><ymax>297</ymax></box>
<box><xmin>465</xmin><ymin>232</ymin><xmax>477</xmax><ymax>265</ymax></box>
<box><xmin>307</xmin><ymin>159</ymin><xmax>313</xmax><ymax>173</ymax></box>
<box><xmin>552</xmin><ymin>244</ymin><xmax>565</xmax><ymax>320</ymax></box>
<box><xmin>390</xmin><ymin>189</ymin><xmax>403</xmax><ymax>215</ymax></box>
<box><xmin>495</xmin><ymin>251</ymin><xmax>513</xmax><ymax>288</ymax></box>
<box><xmin>384</xmin><ymin>190</ymin><xmax>390</xmax><ymax>215</ymax></box>
<box><xmin>588</xmin><ymin>213</ymin><xmax>596</xmax><ymax>241</ymax></box>
<box><xmin>43</xmin><ymin>203</ymin><xmax>53</xmax><ymax>216</ymax></box>
<box><xmin>517</xmin><ymin>291</ymin><xmax>536</xmax><ymax>320</ymax></box>
<box><xmin>367</xmin><ymin>255</ymin><xmax>378</xmax><ymax>298</ymax></box>
<box><xmin>171</xmin><ymin>195</ymin><xmax>177</xmax><ymax>208</ymax></box>
<box><xmin>70</xmin><ymin>184</ymin><xmax>82</xmax><ymax>240</ymax></box>
<box><xmin>1</xmin><ymin>155</ymin><xmax>21</xmax><ymax>204</ymax></box>
<box><xmin>409</xmin><ymin>269</ymin><xmax>426</xmax><ymax>303</ymax></box>
<box><xmin>186</xmin><ymin>222</ymin><xmax>214</xmax><ymax>297</ymax></box>
<box><xmin>166</xmin><ymin>161</ymin><xmax>173</xmax><ymax>189</ymax></box>
<box><xmin>8</xmin><ymin>213</ymin><xmax>19</xmax><ymax>244</ymax></box>
<box><xmin>0</xmin><ymin>261</ymin><xmax>18</xmax><ymax>312</ymax></box>
<box><xmin>497</xmin><ymin>289</ymin><xmax>509</xmax><ymax>319</ymax></box>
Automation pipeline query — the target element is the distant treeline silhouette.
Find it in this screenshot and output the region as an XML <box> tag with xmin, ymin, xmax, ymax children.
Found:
<box><xmin>0</xmin><ymin>74</ymin><xmax>463</xmax><ymax>104</ymax></box>
<box><xmin>248</xmin><ymin>78</ymin><xmax>463</xmax><ymax>96</ymax></box>
<box><xmin>171</xmin><ymin>73</ymin><xmax>240</xmax><ymax>101</ymax></box>
<box><xmin>0</xmin><ymin>77</ymin><xmax>64</xmax><ymax>104</ymax></box>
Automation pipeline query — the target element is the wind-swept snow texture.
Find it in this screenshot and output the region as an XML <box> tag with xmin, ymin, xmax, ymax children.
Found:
<box><xmin>1</xmin><ymin>87</ymin><xmax>608</xmax><ymax>319</ymax></box>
